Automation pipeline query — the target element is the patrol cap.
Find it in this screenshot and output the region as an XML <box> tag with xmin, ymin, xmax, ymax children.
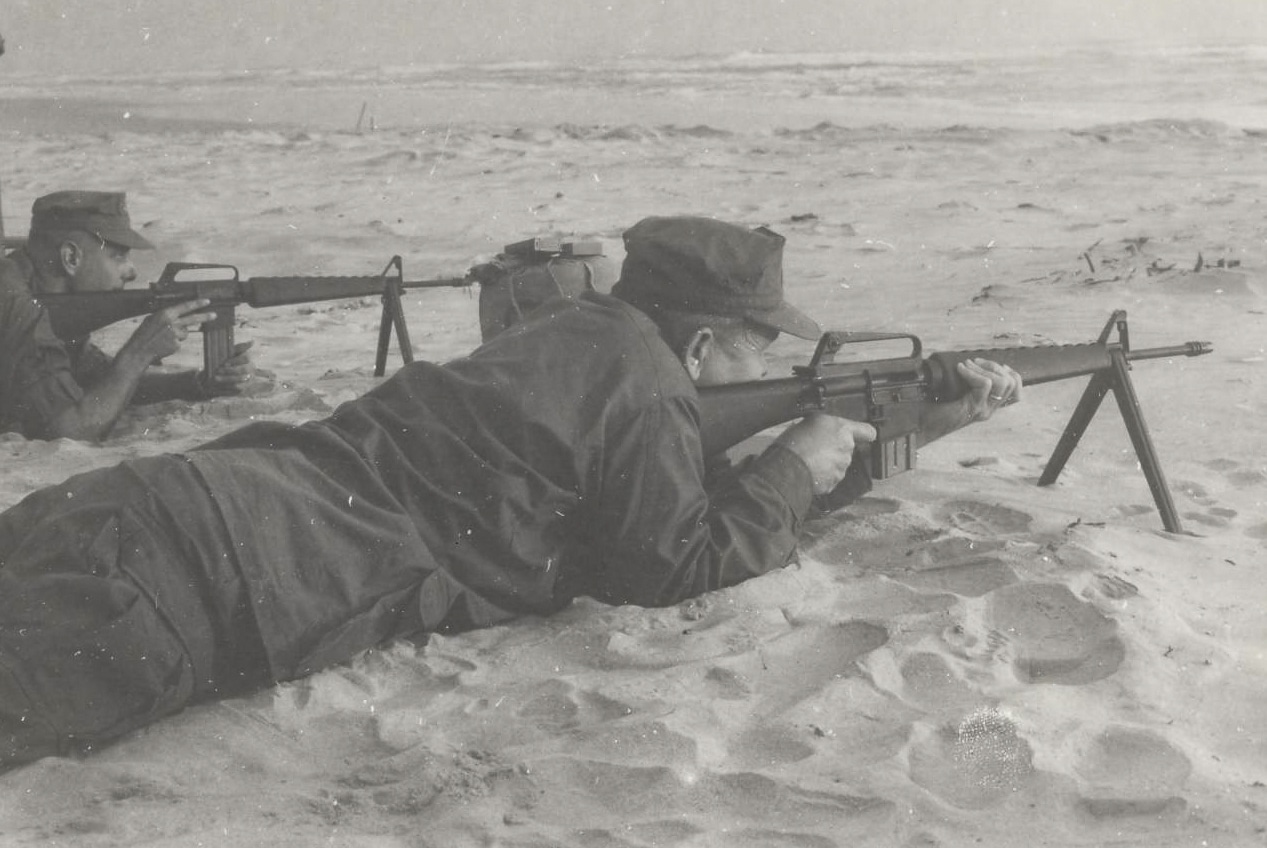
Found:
<box><xmin>30</xmin><ymin>190</ymin><xmax>155</xmax><ymax>250</ymax></box>
<box><xmin>612</xmin><ymin>216</ymin><xmax>820</xmax><ymax>340</ymax></box>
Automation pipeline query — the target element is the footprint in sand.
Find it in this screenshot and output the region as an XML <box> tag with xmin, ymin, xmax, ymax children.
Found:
<box><xmin>728</xmin><ymin>723</ymin><xmax>817</xmax><ymax>769</ymax></box>
<box><xmin>341</xmin><ymin>746</ymin><xmax>540</xmax><ymax>818</ymax></box>
<box><xmin>1112</xmin><ymin>503</ymin><xmax>1156</xmax><ymax>520</ymax></box>
<box><xmin>938</xmin><ymin>500</ymin><xmax>1033</xmax><ymax>537</ymax></box>
<box><xmin>1172</xmin><ymin>478</ymin><xmax>1217</xmax><ymax>506</ymax></box>
<box><xmin>898</xmin><ymin>651</ymin><xmax>977</xmax><ymax>709</ymax></box>
<box><xmin>1090</xmin><ymin>572</ymin><xmax>1138</xmax><ymax>601</ymax></box>
<box><xmin>745</xmin><ymin>620</ymin><xmax>890</xmax><ymax>719</ymax></box>
<box><xmin>1172</xmin><ymin>477</ymin><xmax>1240</xmax><ymax>528</ymax></box>
<box><xmin>522</xmin><ymin>759</ymin><xmax>893</xmax><ymax>842</ymax></box>
<box><xmin>892</xmin><ymin>555</ymin><xmax>1018</xmax><ymax>598</ymax></box>
<box><xmin>1202</xmin><ymin>457</ymin><xmax>1267</xmax><ymax>488</ymax></box>
<box><xmin>868</xmin><ymin>536</ymin><xmax>1016</xmax><ymax>607</ymax></box>
<box><xmin>938</xmin><ymin>582</ymin><xmax>1124</xmax><ymax>685</ymax></box>
<box><xmin>703</xmin><ymin>665</ymin><xmax>753</xmax><ymax>700</ymax></box>
<box><xmin>1074</xmin><ymin>725</ymin><xmax>1192</xmax><ymax>819</ymax></box>
<box><xmin>987</xmin><ymin>583</ymin><xmax>1125</xmax><ymax>685</ymax></box>
<box><xmin>0</xmin><ymin>759</ymin><xmax>189</xmax><ymax>837</ymax></box>
<box><xmin>1183</xmin><ymin>507</ymin><xmax>1238</xmax><ymax>529</ymax></box>
<box><xmin>940</xmin><ymin>617</ymin><xmax>1009</xmax><ymax>666</ymax></box>
<box><xmin>514</xmin><ymin>677</ymin><xmax>633</xmax><ymax>731</ymax></box>
<box><xmin>701</xmin><ymin>621</ymin><xmax>894</xmax><ymax>773</ymax></box>
<box><xmin>907</xmin><ymin>705</ymin><xmax>1035</xmax><ymax>809</ymax></box>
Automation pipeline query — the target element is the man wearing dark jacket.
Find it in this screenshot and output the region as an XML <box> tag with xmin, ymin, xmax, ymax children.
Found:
<box><xmin>0</xmin><ymin>216</ymin><xmax>1020</xmax><ymax>769</ymax></box>
<box><xmin>0</xmin><ymin>190</ymin><xmax>256</xmax><ymax>440</ymax></box>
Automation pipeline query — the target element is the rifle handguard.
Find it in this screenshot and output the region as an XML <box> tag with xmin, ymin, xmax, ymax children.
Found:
<box><xmin>924</xmin><ymin>340</ymin><xmax>1213</xmax><ymax>401</ymax></box>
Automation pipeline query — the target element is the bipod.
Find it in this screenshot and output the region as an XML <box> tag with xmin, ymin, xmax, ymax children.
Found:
<box><xmin>1037</xmin><ymin>310</ymin><xmax>1185</xmax><ymax>533</ymax></box>
<box><xmin>374</xmin><ymin>255</ymin><xmax>416</xmax><ymax>377</ymax></box>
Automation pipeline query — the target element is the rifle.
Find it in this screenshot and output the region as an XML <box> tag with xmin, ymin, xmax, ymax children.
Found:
<box><xmin>37</xmin><ymin>255</ymin><xmax>473</xmax><ymax>377</ymax></box>
<box><xmin>697</xmin><ymin>311</ymin><xmax>1212</xmax><ymax>533</ymax></box>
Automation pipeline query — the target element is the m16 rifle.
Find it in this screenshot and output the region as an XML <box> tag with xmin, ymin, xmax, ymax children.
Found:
<box><xmin>697</xmin><ymin>311</ymin><xmax>1212</xmax><ymax>533</ymax></box>
<box><xmin>37</xmin><ymin>255</ymin><xmax>472</xmax><ymax>377</ymax></box>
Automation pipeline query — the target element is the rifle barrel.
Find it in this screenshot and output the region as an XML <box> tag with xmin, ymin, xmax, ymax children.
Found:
<box><xmin>243</xmin><ymin>275</ymin><xmax>471</xmax><ymax>308</ymax></box>
<box><xmin>1125</xmin><ymin>341</ymin><xmax>1214</xmax><ymax>361</ymax></box>
<box><xmin>38</xmin><ymin>272</ymin><xmax>473</xmax><ymax>338</ymax></box>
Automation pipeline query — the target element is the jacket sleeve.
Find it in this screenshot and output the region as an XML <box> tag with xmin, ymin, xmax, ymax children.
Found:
<box><xmin>587</xmin><ymin>395</ymin><xmax>815</xmax><ymax>608</ymax></box>
<box><xmin>0</xmin><ymin>273</ymin><xmax>85</xmax><ymax>438</ymax></box>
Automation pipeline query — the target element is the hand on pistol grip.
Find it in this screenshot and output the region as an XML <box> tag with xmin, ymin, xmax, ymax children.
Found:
<box><xmin>774</xmin><ymin>412</ymin><xmax>877</xmax><ymax>496</ymax></box>
<box><xmin>813</xmin><ymin>446</ymin><xmax>876</xmax><ymax>513</ymax></box>
<box><xmin>123</xmin><ymin>298</ymin><xmax>212</xmax><ymax>365</ymax></box>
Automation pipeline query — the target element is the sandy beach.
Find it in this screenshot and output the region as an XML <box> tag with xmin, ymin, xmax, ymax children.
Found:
<box><xmin>1</xmin><ymin>48</ymin><xmax>1265</xmax><ymax>847</ymax></box>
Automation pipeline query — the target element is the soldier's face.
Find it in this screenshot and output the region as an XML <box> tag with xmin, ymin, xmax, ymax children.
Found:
<box><xmin>68</xmin><ymin>234</ymin><xmax>138</xmax><ymax>292</ymax></box>
<box><xmin>694</xmin><ymin>323</ymin><xmax>775</xmax><ymax>387</ymax></box>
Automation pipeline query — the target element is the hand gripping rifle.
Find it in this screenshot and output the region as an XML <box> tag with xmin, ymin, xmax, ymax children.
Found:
<box><xmin>37</xmin><ymin>256</ymin><xmax>472</xmax><ymax>377</ymax></box>
<box><xmin>697</xmin><ymin>311</ymin><xmax>1212</xmax><ymax>533</ymax></box>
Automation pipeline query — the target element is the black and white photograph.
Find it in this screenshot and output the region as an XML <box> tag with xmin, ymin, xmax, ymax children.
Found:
<box><xmin>1</xmin><ymin>2</ymin><xmax>1264</xmax><ymax>845</ymax></box>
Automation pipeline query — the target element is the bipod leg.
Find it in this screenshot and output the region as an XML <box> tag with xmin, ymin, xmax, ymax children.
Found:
<box><xmin>374</xmin><ymin>255</ymin><xmax>416</xmax><ymax>376</ymax></box>
<box><xmin>1106</xmin><ymin>349</ymin><xmax>1184</xmax><ymax>534</ymax></box>
<box><xmin>1038</xmin><ymin>309</ymin><xmax>1129</xmax><ymax>486</ymax></box>
<box><xmin>1038</xmin><ymin>370</ymin><xmax>1112</xmax><ymax>487</ymax></box>
<box><xmin>374</xmin><ymin>258</ymin><xmax>396</xmax><ymax>376</ymax></box>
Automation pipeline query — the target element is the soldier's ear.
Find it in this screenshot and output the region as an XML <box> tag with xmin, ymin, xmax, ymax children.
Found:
<box><xmin>57</xmin><ymin>239</ymin><xmax>83</xmax><ymax>276</ymax></box>
<box><xmin>681</xmin><ymin>327</ymin><xmax>716</xmax><ymax>381</ymax></box>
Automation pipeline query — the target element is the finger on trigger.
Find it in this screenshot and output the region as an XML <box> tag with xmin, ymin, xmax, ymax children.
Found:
<box><xmin>849</xmin><ymin>420</ymin><xmax>877</xmax><ymax>444</ymax></box>
<box><xmin>181</xmin><ymin>298</ymin><xmax>211</xmax><ymax>313</ymax></box>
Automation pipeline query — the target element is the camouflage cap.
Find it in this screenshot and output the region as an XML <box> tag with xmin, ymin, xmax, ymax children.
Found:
<box><xmin>612</xmin><ymin>216</ymin><xmax>820</xmax><ymax>340</ymax></box>
<box><xmin>30</xmin><ymin>190</ymin><xmax>155</xmax><ymax>250</ymax></box>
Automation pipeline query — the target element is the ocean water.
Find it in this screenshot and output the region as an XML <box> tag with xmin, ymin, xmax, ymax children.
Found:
<box><xmin>4</xmin><ymin>44</ymin><xmax>1267</xmax><ymax>136</ymax></box>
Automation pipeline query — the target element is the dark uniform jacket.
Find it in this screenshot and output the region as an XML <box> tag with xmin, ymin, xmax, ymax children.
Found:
<box><xmin>198</xmin><ymin>291</ymin><xmax>805</xmax><ymax>674</ymax></box>
<box><xmin>2</xmin><ymin>293</ymin><xmax>815</xmax><ymax>687</ymax></box>
<box><xmin>186</xmin><ymin>293</ymin><xmax>812</xmax><ymax>679</ymax></box>
<box><xmin>0</xmin><ymin>250</ymin><xmax>112</xmax><ymax>438</ymax></box>
<box><xmin>0</xmin><ymin>292</ymin><xmax>818</xmax><ymax>765</ymax></box>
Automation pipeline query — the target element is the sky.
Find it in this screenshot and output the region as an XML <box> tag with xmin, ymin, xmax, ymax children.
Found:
<box><xmin>3</xmin><ymin>0</ymin><xmax>1266</xmax><ymax>77</ymax></box>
